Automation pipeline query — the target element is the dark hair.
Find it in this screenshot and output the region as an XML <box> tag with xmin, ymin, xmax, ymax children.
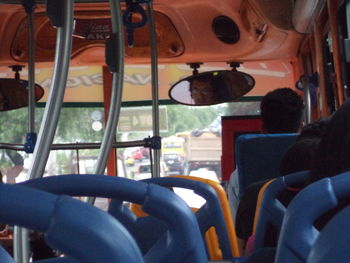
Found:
<box><xmin>279</xmin><ymin>138</ymin><xmax>320</xmax><ymax>176</ymax></box>
<box><xmin>260</xmin><ymin>88</ymin><xmax>304</xmax><ymax>133</ymax></box>
<box><xmin>188</xmin><ymin>73</ymin><xmax>213</xmax><ymax>92</ymax></box>
<box><xmin>309</xmin><ymin>100</ymin><xmax>350</xmax><ymax>183</ymax></box>
<box><xmin>279</xmin><ymin>118</ymin><xmax>328</xmax><ymax>176</ymax></box>
<box><xmin>297</xmin><ymin>117</ymin><xmax>330</xmax><ymax>141</ymax></box>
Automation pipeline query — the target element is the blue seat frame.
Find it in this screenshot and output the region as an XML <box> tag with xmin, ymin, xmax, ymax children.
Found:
<box><xmin>307</xmin><ymin>204</ymin><xmax>350</xmax><ymax>263</ymax></box>
<box><xmin>253</xmin><ymin>170</ymin><xmax>309</xmax><ymax>251</ymax></box>
<box><xmin>0</xmin><ymin>183</ymin><xmax>144</xmax><ymax>263</ymax></box>
<box><xmin>275</xmin><ymin>171</ymin><xmax>350</xmax><ymax>263</ymax></box>
<box><xmin>21</xmin><ymin>174</ymin><xmax>207</xmax><ymax>263</ymax></box>
<box><xmin>140</xmin><ymin>177</ymin><xmax>233</xmax><ymax>259</ymax></box>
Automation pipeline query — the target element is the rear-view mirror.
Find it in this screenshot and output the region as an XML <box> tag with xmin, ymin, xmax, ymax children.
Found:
<box><xmin>169</xmin><ymin>70</ymin><xmax>255</xmax><ymax>106</ymax></box>
<box><xmin>0</xmin><ymin>79</ymin><xmax>44</xmax><ymax>111</ymax></box>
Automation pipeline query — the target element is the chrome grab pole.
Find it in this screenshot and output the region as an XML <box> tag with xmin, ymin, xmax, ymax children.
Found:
<box><xmin>14</xmin><ymin>1</ymin><xmax>74</xmax><ymax>262</ymax></box>
<box><xmin>94</xmin><ymin>0</ymin><xmax>124</xmax><ymax>175</ymax></box>
<box><xmin>14</xmin><ymin>5</ymin><xmax>36</xmax><ymax>262</ymax></box>
<box><xmin>28</xmin><ymin>0</ymin><xmax>74</xmax><ymax>179</ymax></box>
<box><xmin>147</xmin><ymin>2</ymin><xmax>161</xmax><ymax>178</ymax></box>
<box><xmin>27</xmin><ymin>9</ymin><xmax>35</xmax><ymax>133</ymax></box>
<box><xmin>301</xmin><ymin>75</ymin><xmax>312</xmax><ymax>124</ymax></box>
<box><xmin>86</xmin><ymin>0</ymin><xmax>124</xmax><ymax>205</ymax></box>
<box><xmin>13</xmin><ymin>227</ymin><xmax>22</xmax><ymax>262</ymax></box>
<box><xmin>14</xmin><ymin>228</ymin><xmax>30</xmax><ymax>263</ymax></box>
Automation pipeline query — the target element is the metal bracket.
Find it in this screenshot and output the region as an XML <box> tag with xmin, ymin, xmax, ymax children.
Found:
<box><xmin>9</xmin><ymin>65</ymin><xmax>24</xmax><ymax>80</ymax></box>
<box><xmin>46</xmin><ymin>0</ymin><xmax>64</xmax><ymax>27</ymax></box>
<box><xmin>187</xmin><ymin>63</ymin><xmax>203</xmax><ymax>75</ymax></box>
<box><xmin>227</xmin><ymin>61</ymin><xmax>242</xmax><ymax>71</ymax></box>
<box><xmin>24</xmin><ymin>132</ymin><xmax>37</xmax><ymax>153</ymax></box>
<box><xmin>144</xmin><ymin>136</ymin><xmax>162</xmax><ymax>150</ymax></box>
<box><xmin>21</xmin><ymin>0</ymin><xmax>36</xmax><ymax>14</ymax></box>
<box><xmin>105</xmin><ymin>33</ymin><xmax>119</xmax><ymax>73</ymax></box>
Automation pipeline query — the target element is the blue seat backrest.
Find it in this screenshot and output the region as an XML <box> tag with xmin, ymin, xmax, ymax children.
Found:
<box><xmin>253</xmin><ymin>170</ymin><xmax>309</xmax><ymax>251</ymax></box>
<box><xmin>307</xmin><ymin>204</ymin><xmax>350</xmax><ymax>263</ymax></box>
<box><xmin>235</xmin><ymin>133</ymin><xmax>298</xmax><ymax>198</ymax></box>
<box><xmin>275</xmin><ymin>171</ymin><xmax>350</xmax><ymax>263</ymax></box>
<box><xmin>140</xmin><ymin>177</ymin><xmax>232</xmax><ymax>259</ymax></box>
<box><xmin>0</xmin><ymin>245</ymin><xmax>15</xmax><ymax>263</ymax></box>
<box><xmin>21</xmin><ymin>174</ymin><xmax>207</xmax><ymax>263</ymax></box>
<box><xmin>0</xmin><ymin>183</ymin><xmax>144</xmax><ymax>263</ymax></box>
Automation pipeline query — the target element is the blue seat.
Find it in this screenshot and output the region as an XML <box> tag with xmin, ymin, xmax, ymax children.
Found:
<box><xmin>21</xmin><ymin>174</ymin><xmax>207</xmax><ymax>263</ymax></box>
<box><xmin>139</xmin><ymin>177</ymin><xmax>233</xmax><ymax>259</ymax></box>
<box><xmin>234</xmin><ymin>133</ymin><xmax>298</xmax><ymax>198</ymax></box>
<box><xmin>0</xmin><ymin>183</ymin><xmax>143</xmax><ymax>263</ymax></box>
<box><xmin>275</xmin><ymin>171</ymin><xmax>350</xmax><ymax>263</ymax></box>
<box><xmin>253</xmin><ymin>170</ymin><xmax>309</xmax><ymax>251</ymax></box>
<box><xmin>307</xmin><ymin>204</ymin><xmax>350</xmax><ymax>263</ymax></box>
<box><xmin>228</xmin><ymin>133</ymin><xmax>297</xmax><ymax>219</ymax></box>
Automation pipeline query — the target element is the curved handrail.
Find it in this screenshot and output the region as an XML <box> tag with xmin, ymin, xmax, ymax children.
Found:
<box><xmin>93</xmin><ymin>0</ymin><xmax>124</xmax><ymax>176</ymax></box>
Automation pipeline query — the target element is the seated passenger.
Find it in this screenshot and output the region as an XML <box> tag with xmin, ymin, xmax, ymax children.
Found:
<box><xmin>238</xmin><ymin>98</ymin><xmax>350</xmax><ymax>256</ymax></box>
<box><xmin>259</xmin><ymin>88</ymin><xmax>304</xmax><ymax>134</ymax></box>
<box><xmin>235</xmin><ymin>118</ymin><xmax>329</xmax><ymax>253</ymax></box>
<box><xmin>227</xmin><ymin>88</ymin><xmax>304</xmax><ymax>221</ymax></box>
<box><xmin>306</xmin><ymin>99</ymin><xmax>350</xmax><ymax>230</ymax></box>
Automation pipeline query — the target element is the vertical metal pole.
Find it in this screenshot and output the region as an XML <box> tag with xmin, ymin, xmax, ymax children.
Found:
<box><xmin>14</xmin><ymin>1</ymin><xmax>74</xmax><ymax>262</ymax></box>
<box><xmin>327</xmin><ymin>0</ymin><xmax>344</xmax><ymax>105</ymax></box>
<box><xmin>27</xmin><ymin>10</ymin><xmax>35</xmax><ymax>133</ymax></box>
<box><xmin>86</xmin><ymin>0</ymin><xmax>124</xmax><ymax>205</ymax></box>
<box><xmin>314</xmin><ymin>23</ymin><xmax>329</xmax><ymax>117</ymax></box>
<box><xmin>21</xmin><ymin>229</ymin><xmax>30</xmax><ymax>263</ymax></box>
<box><xmin>14</xmin><ymin>6</ymin><xmax>35</xmax><ymax>263</ymax></box>
<box><xmin>94</xmin><ymin>0</ymin><xmax>124</xmax><ymax>175</ymax></box>
<box><xmin>347</xmin><ymin>0</ymin><xmax>350</xmax><ymax>38</ymax></box>
<box><xmin>147</xmin><ymin>2</ymin><xmax>161</xmax><ymax>178</ymax></box>
<box><xmin>13</xmin><ymin>227</ymin><xmax>22</xmax><ymax>262</ymax></box>
<box><xmin>302</xmin><ymin>76</ymin><xmax>312</xmax><ymax>124</ymax></box>
<box><xmin>76</xmin><ymin>148</ymin><xmax>80</xmax><ymax>174</ymax></box>
<box><xmin>28</xmin><ymin>0</ymin><xmax>74</xmax><ymax>180</ymax></box>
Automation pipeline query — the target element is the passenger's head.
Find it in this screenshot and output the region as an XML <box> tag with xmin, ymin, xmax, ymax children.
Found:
<box><xmin>297</xmin><ymin>117</ymin><xmax>330</xmax><ymax>141</ymax></box>
<box><xmin>279</xmin><ymin>138</ymin><xmax>320</xmax><ymax>176</ymax></box>
<box><xmin>260</xmin><ymin>88</ymin><xmax>304</xmax><ymax>133</ymax></box>
<box><xmin>279</xmin><ymin>118</ymin><xmax>329</xmax><ymax>176</ymax></box>
<box><xmin>310</xmin><ymin>100</ymin><xmax>350</xmax><ymax>182</ymax></box>
<box><xmin>189</xmin><ymin>74</ymin><xmax>219</xmax><ymax>105</ymax></box>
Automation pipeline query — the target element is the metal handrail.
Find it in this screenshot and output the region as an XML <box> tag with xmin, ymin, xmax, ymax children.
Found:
<box><xmin>0</xmin><ymin>140</ymin><xmax>149</xmax><ymax>151</ymax></box>
<box><xmin>85</xmin><ymin>0</ymin><xmax>125</xmax><ymax>205</ymax></box>
<box><xmin>15</xmin><ymin>1</ymin><xmax>75</xmax><ymax>262</ymax></box>
<box><xmin>94</xmin><ymin>0</ymin><xmax>125</xmax><ymax>176</ymax></box>
<box><xmin>147</xmin><ymin>2</ymin><xmax>161</xmax><ymax>178</ymax></box>
<box><xmin>28</xmin><ymin>0</ymin><xmax>74</xmax><ymax>180</ymax></box>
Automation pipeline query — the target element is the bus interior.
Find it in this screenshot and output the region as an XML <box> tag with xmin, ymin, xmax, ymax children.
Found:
<box><xmin>0</xmin><ymin>0</ymin><xmax>349</xmax><ymax>262</ymax></box>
